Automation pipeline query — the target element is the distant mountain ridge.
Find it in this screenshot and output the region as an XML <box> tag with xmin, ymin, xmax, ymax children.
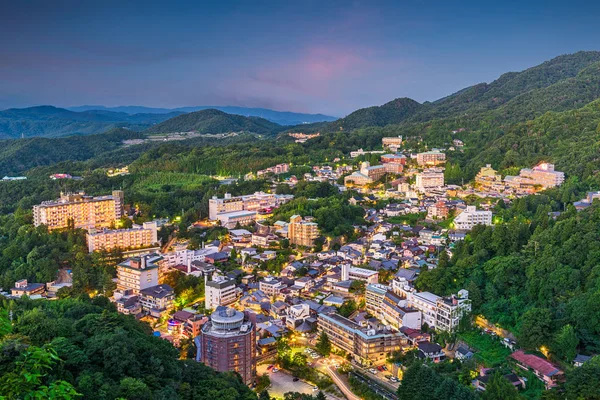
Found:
<box><xmin>67</xmin><ymin>105</ymin><xmax>338</xmax><ymax>126</ymax></box>
<box><xmin>145</xmin><ymin>108</ymin><xmax>285</xmax><ymax>135</ymax></box>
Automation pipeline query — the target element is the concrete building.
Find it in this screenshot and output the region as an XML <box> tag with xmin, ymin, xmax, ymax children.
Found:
<box><xmin>205</xmin><ymin>276</ymin><xmax>237</xmax><ymax>310</ymax></box>
<box><xmin>475</xmin><ymin>164</ymin><xmax>504</xmax><ymax>192</ymax></box>
<box><xmin>259</xmin><ymin>276</ymin><xmax>285</xmax><ymax>297</ymax></box>
<box><xmin>382</xmin><ymin>136</ymin><xmax>403</xmax><ymax>151</ymax></box>
<box><xmin>208</xmin><ymin>192</ymin><xmax>294</xmax><ymax>227</ymax></box>
<box><xmin>10</xmin><ymin>279</ymin><xmax>45</xmax><ymax>298</ymax></box>
<box><xmin>139</xmin><ymin>284</ymin><xmax>175</xmax><ymax>318</ymax></box>
<box><xmin>435</xmin><ymin>290</ymin><xmax>471</xmax><ymax>332</ymax></box>
<box><xmin>33</xmin><ymin>190</ymin><xmax>124</xmax><ymax>231</ymax></box>
<box><xmin>196</xmin><ymin>307</ymin><xmax>256</xmax><ymax>385</ymax></box>
<box><xmin>288</xmin><ymin>215</ymin><xmax>319</xmax><ymax>247</ymax></box>
<box><xmin>366</xmin><ymin>284</ymin><xmax>388</xmax><ymax>316</ymax></box>
<box><xmin>415</xmin><ymin>169</ymin><xmax>444</xmax><ymax>192</ymax></box>
<box><xmin>380</xmin><ymin>154</ymin><xmax>407</xmax><ymax>165</ymax></box>
<box><xmin>341</xmin><ymin>264</ymin><xmax>379</xmax><ymax>284</ymax></box>
<box><xmin>454</xmin><ymin>206</ymin><xmax>492</xmax><ymax>230</ymax></box>
<box><xmin>115</xmin><ymin>254</ymin><xmax>161</xmax><ymax>294</ymax></box>
<box><xmin>317</xmin><ymin>313</ymin><xmax>407</xmax><ymax>365</ymax></box>
<box><xmin>519</xmin><ymin>163</ymin><xmax>565</xmax><ymax>189</ymax></box>
<box><xmin>417</xmin><ymin>150</ymin><xmax>446</xmax><ymax>166</ymax></box>
<box><xmin>86</xmin><ymin>221</ymin><xmax>158</xmax><ymax>252</ymax></box>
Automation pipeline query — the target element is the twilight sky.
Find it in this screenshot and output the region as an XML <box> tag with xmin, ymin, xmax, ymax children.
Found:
<box><xmin>1</xmin><ymin>0</ymin><xmax>599</xmax><ymax>116</ymax></box>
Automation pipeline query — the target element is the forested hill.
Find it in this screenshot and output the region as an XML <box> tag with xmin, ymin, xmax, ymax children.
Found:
<box><xmin>326</xmin><ymin>97</ymin><xmax>423</xmax><ymax>131</ymax></box>
<box><xmin>145</xmin><ymin>108</ymin><xmax>285</xmax><ymax>135</ymax></box>
<box><xmin>0</xmin><ymin>106</ymin><xmax>182</xmax><ymax>139</ymax></box>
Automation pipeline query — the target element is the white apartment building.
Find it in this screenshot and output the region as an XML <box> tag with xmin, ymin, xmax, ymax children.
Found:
<box><xmin>454</xmin><ymin>206</ymin><xmax>492</xmax><ymax>230</ymax></box>
<box><xmin>115</xmin><ymin>254</ymin><xmax>161</xmax><ymax>294</ymax></box>
<box><xmin>407</xmin><ymin>291</ymin><xmax>440</xmax><ymax>328</ymax></box>
<box><xmin>417</xmin><ymin>150</ymin><xmax>446</xmax><ymax>166</ymax></box>
<box><xmin>161</xmin><ymin>246</ymin><xmax>220</xmax><ymax>268</ymax></box>
<box><xmin>259</xmin><ymin>276</ymin><xmax>285</xmax><ymax>296</ymax></box>
<box><xmin>205</xmin><ymin>275</ymin><xmax>237</xmax><ymax>310</ymax></box>
<box><xmin>208</xmin><ymin>192</ymin><xmax>293</xmax><ymax>228</ymax></box>
<box><xmin>519</xmin><ymin>163</ymin><xmax>565</xmax><ymax>189</ymax></box>
<box><xmin>341</xmin><ymin>264</ymin><xmax>379</xmax><ymax>284</ymax></box>
<box><xmin>416</xmin><ymin>169</ymin><xmax>445</xmax><ymax>192</ymax></box>
<box><xmin>435</xmin><ymin>290</ymin><xmax>471</xmax><ymax>332</ymax></box>
<box><xmin>87</xmin><ymin>221</ymin><xmax>158</xmax><ymax>252</ymax></box>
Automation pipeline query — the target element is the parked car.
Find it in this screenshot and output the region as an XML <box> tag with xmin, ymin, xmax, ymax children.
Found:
<box><xmin>293</xmin><ymin>377</ymin><xmax>299</xmax><ymax>382</ymax></box>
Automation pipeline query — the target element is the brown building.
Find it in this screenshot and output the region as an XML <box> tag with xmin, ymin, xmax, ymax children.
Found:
<box><xmin>416</xmin><ymin>150</ymin><xmax>446</xmax><ymax>166</ymax></box>
<box><xmin>196</xmin><ymin>308</ymin><xmax>256</xmax><ymax>385</ymax></box>
<box><xmin>288</xmin><ymin>215</ymin><xmax>319</xmax><ymax>247</ymax></box>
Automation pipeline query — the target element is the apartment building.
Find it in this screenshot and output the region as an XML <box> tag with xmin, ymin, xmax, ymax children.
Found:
<box><xmin>435</xmin><ymin>290</ymin><xmax>471</xmax><ymax>332</ymax></box>
<box><xmin>415</xmin><ymin>169</ymin><xmax>444</xmax><ymax>192</ymax></box>
<box><xmin>380</xmin><ymin>154</ymin><xmax>407</xmax><ymax>165</ymax></box>
<box><xmin>519</xmin><ymin>163</ymin><xmax>565</xmax><ymax>189</ymax></box>
<box><xmin>115</xmin><ymin>254</ymin><xmax>161</xmax><ymax>294</ymax></box>
<box><xmin>366</xmin><ymin>284</ymin><xmax>388</xmax><ymax>317</ymax></box>
<box><xmin>317</xmin><ymin>313</ymin><xmax>407</xmax><ymax>365</ymax></box>
<box><xmin>86</xmin><ymin>221</ymin><xmax>158</xmax><ymax>252</ymax></box>
<box><xmin>416</xmin><ymin>150</ymin><xmax>446</xmax><ymax>166</ymax></box>
<box><xmin>380</xmin><ymin>291</ymin><xmax>422</xmax><ymax>330</ymax></box>
<box><xmin>205</xmin><ymin>275</ymin><xmax>237</xmax><ymax>310</ymax></box>
<box><xmin>256</xmin><ymin>163</ymin><xmax>289</xmax><ymax>176</ymax></box>
<box><xmin>406</xmin><ymin>291</ymin><xmax>440</xmax><ymax>328</ymax></box>
<box><xmin>259</xmin><ymin>276</ymin><xmax>285</xmax><ymax>297</ymax></box>
<box><xmin>33</xmin><ymin>190</ymin><xmax>124</xmax><ymax>231</ymax></box>
<box><xmin>139</xmin><ymin>284</ymin><xmax>175</xmax><ymax>318</ymax></box>
<box><xmin>288</xmin><ymin>215</ymin><xmax>319</xmax><ymax>247</ymax></box>
<box><xmin>344</xmin><ymin>161</ymin><xmax>386</xmax><ymax>186</ymax></box>
<box><xmin>454</xmin><ymin>206</ymin><xmax>492</xmax><ymax>230</ymax></box>
<box><xmin>196</xmin><ymin>308</ymin><xmax>256</xmax><ymax>385</ymax></box>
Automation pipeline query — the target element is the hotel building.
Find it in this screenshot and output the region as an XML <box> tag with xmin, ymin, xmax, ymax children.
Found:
<box><xmin>454</xmin><ymin>206</ymin><xmax>492</xmax><ymax>231</ymax></box>
<box><xmin>288</xmin><ymin>215</ymin><xmax>319</xmax><ymax>247</ymax></box>
<box><xmin>196</xmin><ymin>308</ymin><xmax>256</xmax><ymax>385</ymax></box>
<box><xmin>115</xmin><ymin>254</ymin><xmax>161</xmax><ymax>294</ymax></box>
<box><xmin>205</xmin><ymin>275</ymin><xmax>237</xmax><ymax>310</ymax></box>
<box><xmin>382</xmin><ymin>136</ymin><xmax>403</xmax><ymax>151</ymax></box>
<box><xmin>208</xmin><ymin>192</ymin><xmax>293</xmax><ymax>228</ymax></box>
<box><xmin>33</xmin><ymin>191</ymin><xmax>124</xmax><ymax>231</ymax></box>
<box><xmin>416</xmin><ymin>150</ymin><xmax>446</xmax><ymax>166</ymax></box>
<box><xmin>317</xmin><ymin>313</ymin><xmax>407</xmax><ymax>365</ymax></box>
<box><xmin>415</xmin><ymin>169</ymin><xmax>445</xmax><ymax>192</ymax></box>
<box><xmin>86</xmin><ymin>221</ymin><xmax>159</xmax><ymax>252</ymax></box>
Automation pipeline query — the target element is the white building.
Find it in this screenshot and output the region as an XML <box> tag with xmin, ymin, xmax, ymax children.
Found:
<box><xmin>415</xmin><ymin>169</ymin><xmax>445</xmax><ymax>192</ymax></box>
<box><xmin>161</xmin><ymin>245</ymin><xmax>220</xmax><ymax>268</ymax></box>
<box><xmin>205</xmin><ymin>275</ymin><xmax>237</xmax><ymax>310</ymax></box>
<box><xmin>454</xmin><ymin>206</ymin><xmax>492</xmax><ymax>230</ymax></box>
<box><xmin>208</xmin><ymin>192</ymin><xmax>294</xmax><ymax>228</ymax></box>
<box><xmin>341</xmin><ymin>264</ymin><xmax>379</xmax><ymax>284</ymax></box>
<box><xmin>259</xmin><ymin>276</ymin><xmax>285</xmax><ymax>297</ymax></box>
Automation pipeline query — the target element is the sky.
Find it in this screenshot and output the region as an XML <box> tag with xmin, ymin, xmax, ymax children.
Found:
<box><xmin>1</xmin><ymin>0</ymin><xmax>599</xmax><ymax>116</ymax></box>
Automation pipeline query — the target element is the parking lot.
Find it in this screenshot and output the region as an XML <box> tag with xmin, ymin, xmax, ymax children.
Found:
<box><xmin>257</xmin><ymin>364</ymin><xmax>320</xmax><ymax>399</ymax></box>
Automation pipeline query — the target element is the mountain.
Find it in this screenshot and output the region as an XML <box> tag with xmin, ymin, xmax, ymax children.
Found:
<box><xmin>145</xmin><ymin>108</ymin><xmax>285</xmax><ymax>135</ymax></box>
<box><xmin>0</xmin><ymin>106</ymin><xmax>182</xmax><ymax>139</ymax></box>
<box><xmin>68</xmin><ymin>105</ymin><xmax>338</xmax><ymax>125</ymax></box>
<box><xmin>326</xmin><ymin>97</ymin><xmax>423</xmax><ymax>131</ymax></box>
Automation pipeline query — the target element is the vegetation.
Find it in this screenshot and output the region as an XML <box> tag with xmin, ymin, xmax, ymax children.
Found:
<box><xmin>315</xmin><ymin>332</ymin><xmax>331</xmax><ymax>356</ymax></box>
<box><xmin>397</xmin><ymin>363</ymin><xmax>479</xmax><ymax>400</ymax></box>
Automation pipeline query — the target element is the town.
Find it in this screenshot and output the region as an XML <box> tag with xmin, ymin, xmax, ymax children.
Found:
<box><xmin>5</xmin><ymin>134</ymin><xmax>582</xmax><ymax>400</ymax></box>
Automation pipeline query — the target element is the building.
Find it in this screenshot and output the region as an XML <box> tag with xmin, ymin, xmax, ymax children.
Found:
<box><xmin>383</xmin><ymin>163</ymin><xmax>403</xmax><ymax>175</ymax></box>
<box><xmin>435</xmin><ymin>290</ymin><xmax>471</xmax><ymax>332</ymax></box>
<box><xmin>317</xmin><ymin>313</ymin><xmax>407</xmax><ymax>365</ymax></box>
<box><xmin>196</xmin><ymin>308</ymin><xmax>256</xmax><ymax>385</ymax></box>
<box><xmin>406</xmin><ymin>291</ymin><xmax>440</xmax><ymax>328</ymax></box>
<box><xmin>259</xmin><ymin>276</ymin><xmax>285</xmax><ymax>297</ymax></box>
<box><xmin>454</xmin><ymin>206</ymin><xmax>492</xmax><ymax>230</ymax></box>
<box><xmin>33</xmin><ymin>191</ymin><xmax>124</xmax><ymax>231</ymax></box>
<box><xmin>115</xmin><ymin>254</ymin><xmax>161</xmax><ymax>294</ymax></box>
<box><xmin>417</xmin><ymin>150</ymin><xmax>446</xmax><ymax>166</ymax></box>
<box><xmin>510</xmin><ymin>350</ymin><xmax>564</xmax><ymax>389</ymax></box>
<box><xmin>288</xmin><ymin>215</ymin><xmax>319</xmax><ymax>247</ymax></box>
<box><xmin>519</xmin><ymin>163</ymin><xmax>565</xmax><ymax>189</ymax></box>
<box><xmin>381</xmin><ymin>154</ymin><xmax>407</xmax><ymax>165</ymax></box>
<box><xmin>475</xmin><ymin>164</ymin><xmax>504</xmax><ymax>192</ymax></box>
<box><xmin>256</xmin><ymin>163</ymin><xmax>289</xmax><ymax>176</ymax></box>
<box><xmin>366</xmin><ymin>284</ymin><xmax>388</xmax><ymax>316</ymax></box>
<box><xmin>139</xmin><ymin>284</ymin><xmax>175</xmax><ymax>318</ymax></box>
<box><xmin>344</xmin><ymin>161</ymin><xmax>386</xmax><ymax>186</ymax></box>
<box><xmin>341</xmin><ymin>264</ymin><xmax>379</xmax><ymax>284</ymax></box>
<box><xmin>382</xmin><ymin>136</ymin><xmax>403</xmax><ymax>151</ymax></box>
<box><xmin>10</xmin><ymin>279</ymin><xmax>45</xmax><ymax>298</ymax></box>
<box><xmin>86</xmin><ymin>221</ymin><xmax>159</xmax><ymax>252</ymax></box>
<box><xmin>415</xmin><ymin>169</ymin><xmax>444</xmax><ymax>192</ymax></box>
<box><xmin>208</xmin><ymin>192</ymin><xmax>294</xmax><ymax>226</ymax></box>
<box><xmin>380</xmin><ymin>291</ymin><xmax>422</xmax><ymax>330</ymax></box>
<box><xmin>205</xmin><ymin>276</ymin><xmax>237</xmax><ymax>310</ymax></box>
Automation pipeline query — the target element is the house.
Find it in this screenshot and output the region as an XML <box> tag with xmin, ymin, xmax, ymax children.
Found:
<box><xmin>510</xmin><ymin>350</ymin><xmax>564</xmax><ymax>389</ymax></box>
<box><xmin>417</xmin><ymin>341</ymin><xmax>445</xmax><ymax>362</ymax></box>
<box><xmin>474</xmin><ymin>370</ymin><xmax>525</xmax><ymax>392</ymax></box>
<box><xmin>205</xmin><ymin>252</ymin><xmax>229</xmax><ymax>264</ymax></box>
<box><xmin>11</xmin><ymin>279</ymin><xmax>45</xmax><ymax>298</ymax></box>
<box><xmin>455</xmin><ymin>344</ymin><xmax>474</xmax><ymax>361</ymax></box>
<box><xmin>573</xmin><ymin>354</ymin><xmax>592</xmax><ymax>367</ymax></box>
<box><xmin>139</xmin><ymin>284</ymin><xmax>174</xmax><ymax>318</ymax></box>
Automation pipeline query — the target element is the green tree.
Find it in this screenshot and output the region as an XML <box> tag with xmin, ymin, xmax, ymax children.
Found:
<box><xmin>552</xmin><ymin>324</ymin><xmax>579</xmax><ymax>362</ymax></box>
<box><xmin>518</xmin><ymin>308</ymin><xmax>552</xmax><ymax>350</ymax></box>
<box><xmin>315</xmin><ymin>331</ymin><xmax>331</xmax><ymax>356</ymax></box>
<box><xmin>482</xmin><ymin>372</ymin><xmax>522</xmax><ymax>400</ymax></box>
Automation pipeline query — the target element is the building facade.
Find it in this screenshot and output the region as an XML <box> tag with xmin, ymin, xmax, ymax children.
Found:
<box><xmin>288</xmin><ymin>215</ymin><xmax>319</xmax><ymax>247</ymax></box>
<box><xmin>86</xmin><ymin>221</ymin><xmax>158</xmax><ymax>252</ymax></box>
<box><xmin>454</xmin><ymin>206</ymin><xmax>492</xmax><ymax>230</ymax></box>
<box><xmin>33</xmin><ymin>190</ymin><xmax>124</xmax><ymax>231</ymax></box>
<box><xmin>115</xmin><ymin>254</ymin><xmax>161</xmax><ymax>293</ymax></box>
<box><xmin>196</xmin><ymin>308</ymin><xmax>256</xmax><ymax>385</ymax></box>
<box><xmin>417</xmin><ymin>150</ymin><xmax>446</xmax><ymax>166</ymax></box>
<box><xmin>205</xmin><ymin>276</ymin><xmax>237</xmax><ymax>310</ymax></box>
<box><xmin>416</xmin><ymin>170</ymin><xmax>445</xmax><ymax>192</ymax></box>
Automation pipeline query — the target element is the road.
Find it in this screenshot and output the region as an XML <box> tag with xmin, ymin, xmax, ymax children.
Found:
<box><xmin>257</xmin><ymin>364</ymin><xmax>340</xmax><ymax>400</ymax></box>
<box><xmin>325</xmin><ymin>365</ymin><xmax>361</xmax><ymax>400</ymax></box>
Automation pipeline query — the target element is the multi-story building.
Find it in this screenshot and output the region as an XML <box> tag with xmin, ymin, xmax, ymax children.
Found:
<box><xmin>86</xmin><ymin>221</ymin><xmax>159</xmax><ymax>252</ymax></box>
<box><xmin>406</xmin><ymin>291</ymin><xmax>440</xmax><ymax>328</ymax></box>
<box><xmin>33</xmin><ymin>190</ymin><xmax>124</xmax><ymax>231</ymax></box>
<box><xmin>366</xmin><ymin>284</ymin><xmax>388</xmax><ymax>316</ymax></box>
<box><xmin>427</xmin><ymin>201</ymin><xmax>450</xmax><ymax>220</ymax></box>
<box><xmin>382</xmin><ymin>136</ymin><xmax>403</xmax><ymax>151</ymax></box>
<box><xmin>383</xmin><ymin>163</ymin><xmax>403</xmax><ymax>174</ymax></box>
<box><xmin>208</xmin><ymin>192</ymin><xmax>293</xmax><ymax>228</ymax></box>
<box><xmin>380</xmin><ymin>154</ymin><xmax>407</xmax><ymax>165</ymax></box>
<box><xmin>475</xmin><ymin>164</ymin><xmax>505</xmax><ymax>192</ymax></box>
<box><xmin>10</xmin><ymin>279</ymin><xmax>45</xmax><ymax>298</ymax></box>
<box><xmin>115</xmin><ymin>254</ymin><xmax>161</xmax><ymax>294</ymax></box>
<box><xmin>288</xmin><ymin>215</ymin><xmax>319</xmax><ymax>247</ymax></box>
<box><xmin>454</xmin><ymin>206</ymin><xmax>492</xmax><ymax>230</ymax></box>
<box><xmin>344</xmin><ymin>161</ymin><xmax>386</xmax><ymax>186</ymax></box>
<box><xmin>380</xmin><ymin>291</ymin><xmax>422</xmax><ymax>330</ymax></box>
<box><xmin>416</xmin><ymin>150</ymin><xmax>446</xmax><ymax>166</ymax></box>
<box><xmin>415</xmin><ymin>169</ymin><xmax>444</xmax><ymax>192</ymax></box>
<box><xmin>435</xmin><ymin>290</ymin><xmax>471</xmax><ymax>332</ymax></box>
<box><xmin>196</xmin><ymin>307</ymin><xmax>256</xmax><ymax>385</ymax></box>
<box><xmin>259</xmin><ymin>276</ymin><xmax>285</xmax><ymax>297</ymax></box>
<box><xmin>317</xmin><ymin>313</ymin><xmax>407</xmax><ymax>365</ymax></box>
<box><xmin>205</xmin><ymin>275</ymin><xmax>237</xmax><ymax>310</ymax></box>
<box><xmin>518</xmin><ymin>163</ymin><xmax>565</xmax><ymax>189</ymax></box>
<box><xmin>256</xmin><ymin>163</ymin><xmax>290</xmax><ymax>176</ymax></box>
<box><xmin>139</xmin><ymin>284</ymin><xmax>175</xmax><ymax>318</ymax></box>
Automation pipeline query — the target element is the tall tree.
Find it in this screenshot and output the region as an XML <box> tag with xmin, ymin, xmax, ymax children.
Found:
<box><xmin>315</xmin><ymin>331</ymin><xmax>331</xmax><ymax>356</ymax></box>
